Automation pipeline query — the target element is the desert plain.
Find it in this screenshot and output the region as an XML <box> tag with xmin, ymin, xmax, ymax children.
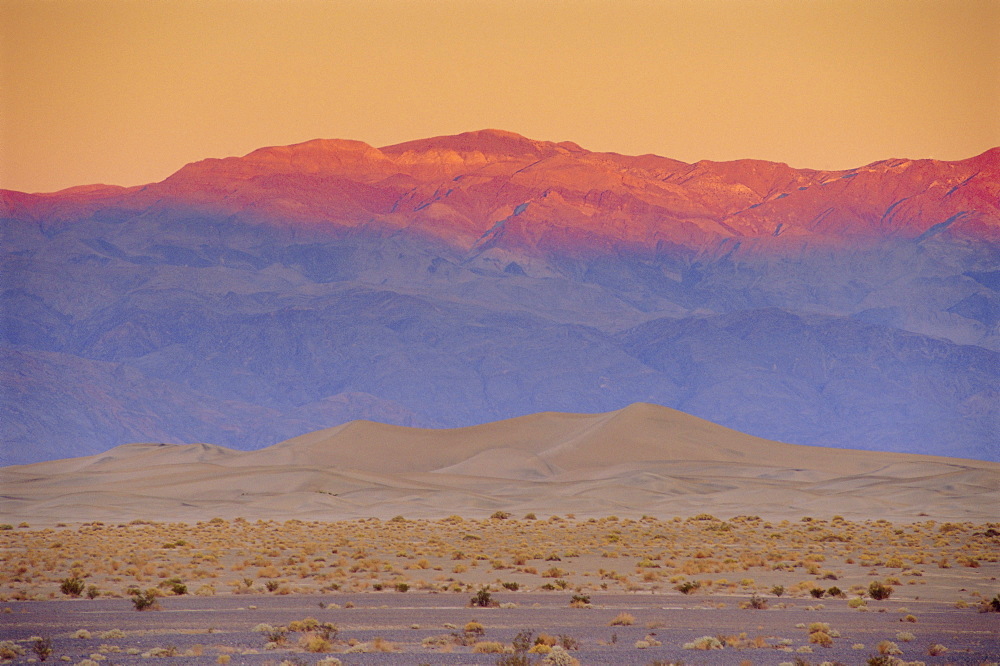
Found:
<box><xmin>1</xmin><ymin>404</ymin><xmax>998</xmax><ymax>664</ymax></box>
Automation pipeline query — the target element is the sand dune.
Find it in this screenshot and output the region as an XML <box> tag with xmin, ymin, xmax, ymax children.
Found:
<box><xmin>2</xmin><ymin>403</ymin><xmax>997</xmax><ymax>524</ymax></box>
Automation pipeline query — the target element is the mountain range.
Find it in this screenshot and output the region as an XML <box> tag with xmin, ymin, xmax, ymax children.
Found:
<box><xmin>2</xmin><ymin>129</ymin><xmax>998</xmax><ymax>465</ymax></box>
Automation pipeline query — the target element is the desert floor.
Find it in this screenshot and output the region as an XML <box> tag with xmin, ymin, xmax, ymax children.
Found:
<box><xmin>1</xmin><ymin>515</ymin><xmax>998</xmax><ymax>664</ymax></box>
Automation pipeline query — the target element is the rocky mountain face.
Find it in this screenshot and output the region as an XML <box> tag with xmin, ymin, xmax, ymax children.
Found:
<box><xmin>2</xmin><ymin>130</ymin><xmax>998</xmax><ymax>465</ymax></box>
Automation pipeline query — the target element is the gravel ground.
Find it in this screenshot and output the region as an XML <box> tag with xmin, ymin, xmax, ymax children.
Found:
<box><xmin>2</xmin><ymin>592</ymin><xmax>998</xmax><ymax>665</ymax></box>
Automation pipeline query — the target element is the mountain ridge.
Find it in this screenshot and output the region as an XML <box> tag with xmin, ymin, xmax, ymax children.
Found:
<box><xmin>5</xmin><ymin>130</ymin><xmax>997</xmax><ymax>249</ymax></box>
<box><xmin>2</xmin><ymin>131</ymin><xmax>997</xmax><ymax>465</ymax></box>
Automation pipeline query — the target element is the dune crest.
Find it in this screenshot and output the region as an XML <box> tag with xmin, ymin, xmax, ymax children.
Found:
<box><xmin>2</xmin><ymin>403</ymin><xmax>997</xmax><ymax>524</ymax></box>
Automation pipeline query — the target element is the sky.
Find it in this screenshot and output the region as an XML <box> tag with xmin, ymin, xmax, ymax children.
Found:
<box><xmin>2</xmin><ymin>0</ymin><xmax>999</xmax><ymax>194</ymax></box>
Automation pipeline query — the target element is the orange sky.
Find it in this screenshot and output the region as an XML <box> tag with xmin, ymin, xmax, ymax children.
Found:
<box><xmin>2</xmin><ymin>0</ymin><xmax>998</xmax><ymax>193</ymax></box>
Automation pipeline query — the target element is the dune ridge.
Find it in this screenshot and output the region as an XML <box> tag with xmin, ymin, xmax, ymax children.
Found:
<box><xmin>2</xmin><ymin>403</ymin><xmax>996</xmax><ymax>525</ymax></box>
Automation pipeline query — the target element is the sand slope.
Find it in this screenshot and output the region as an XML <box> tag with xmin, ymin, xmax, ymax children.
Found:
<box><xmin>2</xmin><ymin>403</ymin><xmax>997</xmax><ymax>524</ymax></box>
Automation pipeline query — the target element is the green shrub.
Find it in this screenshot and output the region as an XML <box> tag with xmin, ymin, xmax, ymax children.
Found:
<box><xmin>675</xmin><ymin>580</ymin><xmax>700</xmax><ymax>594</ymax></box>
<box><xmin>31</xmin><ymin>637</ymin><xmax>52</xmax><ymax>662</ymax></box>
<box><xmin>471</xmin><ymin>586</ymin><xmax>498</xmax><ymax>607</ymax></box>
<box><xmin>60</xmin><ymin>577</ymin><xmax>85</xmax><ymax>597</ymax></box>
<box><xmin>868</xmin><ymin>581</ymin><xmax>893</xmax><ymax>600</ymax></box>
<box><xmin>132</xmin><ymin>590</ymin><xmax>159</xmax><ymax>611</ymax></box>
<box><xmin>158</xmin><ymin>578</ymin><xmax>187</xmax><ymax>595</ymax></box>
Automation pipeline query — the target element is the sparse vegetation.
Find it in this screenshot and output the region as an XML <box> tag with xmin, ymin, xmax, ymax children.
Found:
<box><xmin>0</xmin><ymin>513</ymin><xmax>996</xmax><ymax>662</ymax></box>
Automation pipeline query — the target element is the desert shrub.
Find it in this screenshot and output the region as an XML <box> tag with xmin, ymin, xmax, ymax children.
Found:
<box><xmin>497</xmin><ymin>630</ymin><xmax>535</xmax><ymax>666</ymax></box>
<box><xmin>683</xmin><ymin>635</ymin><xmax>724</xmax><ymax>650</ymax></box>
<box><xmin>748</xmin><ymin>593</ymin><xmax>767</xmax><ymax>609</ymax></box>
<box><xmin>979</xmin><ymin>593</ymin><xmax>1000</xmax><ymax>612</ymax></box>
<box><xmin>927</xmin><ymin>643</ymin><xmax>948</xmax><ymax>655</ymax></box>
<box><xmin>570</xmin><ymin>594</ymin><xmax>590</xmax><ymax>607</ymax></box>
<box><xmin>60</xmin><ymin>577</ymin><xmax>86</xmax><ymax>597</ymax></box>
<box><xmin>265</xmin><ymin>627</ymin><xmax>288</xmax><ymax>644</ymax></box>
<box><xmin>0</xmin><ymin>524</ymin><xmax>12</xmax><ymax>530</ymax></box>
<box><xmin>288</xmin><ymin>617</ymin><xmax>320</xmax><ymax>632</ymax></box>
<box><xmin>99</xmin><ymin>630</ymin><xmax>125</xmax><ymax>640</ymax></box>
<box><xmin>895</xmin><ymin>631</ymin><xmax>914</xmax><ymax>642</ymax></box>
<box><xmin>827</xmin><ymin>586</ymin><xmax>843</xmax><ymax>598</ymax></box>
<box><xmin>868</xmin><ymin>581</ymin><xmax>893</xmax><ymax>600</ymax></box>
<box><xmin>809</xmin><ymin>587</ymin><xmax>825</xmax><ymax>598</ymax></box>
<box><xmin>771</xmin><ymin>584</ymin><xmax>785</xmax><ymax>597</ymax></box>
<box><xmin>159</xmin><ymin>578</ymin><xmax>187</xmax><ymax>595</ymax></box>
<box><xmin>31</xmin><ymin>637</ymin><xmax>53</xmax><ymax>661</ymax></box>
<box><xmin>608</xmin><ymin>612</ymin><xmax>634</xmax><ymax>626</ymax></box>
<box><xmin>73</xmin><ymin>629</ymin><xmax>91</xmax><ymax>639</ymax></box>
<box><xmin>265</xmin><ymin>580</ymin><xmax>280</xmax><ymax>592</ymax></box>
<box><xmin>511</xmin><ymin>630</ymin><xmax>534</xmax><ymax>651</ymax></box>
<box><xmin>471</xmin><ymin>586</ymin><xmax>499</xmax><ymax>607</ymax></box>
<box><xmin>0</xmin><ymin>641</ymin><xmax>25</xmax><ymax>659</ymax></box>
<box><xmin>491</xmin><ymin>511</ymin><xmax>512</xmax><ymax>520</ymax></box>
<box><xmin>675</xmin><ymin>580</ymin><xmax>700</xmax><ymax>594</ymax></box>
<box><xmin>131</xmin><ymin>590</ymin><xmax>159</xmax><ymax>611</ymax></box>
<box><xmin>809</xmin><ymin>630</ymin><xmax>833</xmax><ymax>647</ymax></box>
<box><xmin>300</xmin><ymin>634</ymin><xmax>332</xmax><ymax>652</ymax></box>
<box><xmin>473</xmin><ymin>641</ymin><xmax>506</xmax><ymax>653</ymax></box>
<box><xmin>876</xmin><ymin>640</ymin><xmax>902</xmax><ymax>655</ymax></box>
<box><xmin>502</xmin><ymin>581</ymin><xmax>520</xmax><ymax>591</ymax></box>
<box><xmin>394</xmin><ymin>582</ymin><xmax>410</xmax><ymax>592</ymax></box>
<box><xmin>540</xmin><ymin>645</ymin><xmax>578</xmax><ymax>665</ymax></box>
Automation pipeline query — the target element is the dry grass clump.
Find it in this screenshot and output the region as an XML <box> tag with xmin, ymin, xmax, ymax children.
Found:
<box><xmin>876</xmin><ymin>639</ymin><xmax>903</xmax><ymax>655</ymax></box>
<box><xmin>472</xmin><ymin>640</ymin><xmax>507</xmax><ymax>653</ymax></box>
<box><xmin>608</xmin><ymin>612</ymin><xmax>634</xmax><ymax>626</ymax></box>
<box><xmin>683</xmin><ymin>635</ymin><xmax>724</xmax><ymax>650</ymax></box>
